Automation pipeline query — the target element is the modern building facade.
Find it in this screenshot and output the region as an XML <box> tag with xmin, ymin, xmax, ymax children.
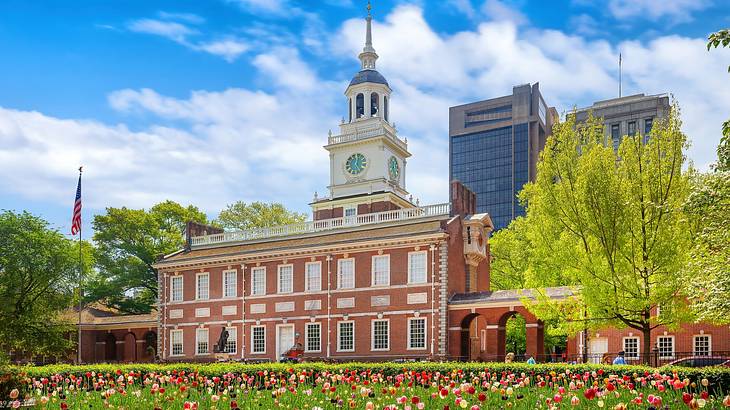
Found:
<box><xmin>449</xmin><ymin>84</ymin><xmax>558</xmax><ymax>230</ymax></box>
<box><xmin>572</xmin><ymin>93</ymin><xmax>670</xmax><ymax>150</ymax></box>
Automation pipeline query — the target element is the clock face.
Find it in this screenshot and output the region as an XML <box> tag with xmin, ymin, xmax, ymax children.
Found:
<box><xmin>388</xmin><ymin>156</ymin><xmax>400</xmax><ymax>180</ymax></box>
<box><xmin>345</xmin><ymin>153</ymin><xmax>368</xmax><ymax>175</ymax></box>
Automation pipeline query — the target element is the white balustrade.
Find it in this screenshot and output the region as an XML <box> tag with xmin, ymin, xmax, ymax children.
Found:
<box><xmin>190</xmin><ymin>203</ymin><xmax>450</xmax><ymax>247</ymax></box>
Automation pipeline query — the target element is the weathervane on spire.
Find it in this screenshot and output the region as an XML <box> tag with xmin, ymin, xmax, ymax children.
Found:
<box><xmin>359</xmin><ymin>0</ymin><xmax>377</xmax><ymax>69</ymax></box>
<box><xmin>367</xmin><ymin>0</ymin><xmax>372</xmax><ymax>17</ymax></box>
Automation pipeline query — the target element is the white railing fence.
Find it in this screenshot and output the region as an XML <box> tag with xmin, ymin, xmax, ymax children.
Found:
<box><xmin>191</xmin><ymin>203</ymin><xmax>450</xmax><ymax>247</ymax></box>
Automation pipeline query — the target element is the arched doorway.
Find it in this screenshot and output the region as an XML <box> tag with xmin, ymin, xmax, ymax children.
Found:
<box><xmin>459</xmin><ymin>313</ymin><xmax>486</xmax><ymax>361</ymax></box>
<box><xmin>143</xmin><ymin>331</ymin><xmax>157</xmax><ymax>361</ymax></box>
<box><xmin>104</xmin><ymin>333</ymin><xmax>117</xmax><ymax>362</ymax></box>
<box><xmin>504</xmin><ymin>313</ymin><xmax>527</xmax><ymax>361</ymax></box>
<box><xmin>123</xmin><ymin>333</ymin><xmax>136</xmax><ymax>362</ymax></box>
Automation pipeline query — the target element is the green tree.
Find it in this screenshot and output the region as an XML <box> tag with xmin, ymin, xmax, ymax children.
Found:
<box><xmin>489</xmin><ymin>217</ymin><xmax>528</xmax><ymax>290</ymax></box>
<box><xmin>518</xmin><ymin>105</ymin><xmax>692</xmax><ymax>363</ymax></box>
<box><xmin>215</xmin><ymin>201</ymin><xmax>307</xmax><ymax>231</ymax></box>
<box><xmin>86</xmin><ymin>201</ymin><xmax>208</xmax><ymax>314</ymax></box>
<box><xmin>684</xmin><ymin>136</ymin><xmax>730</xmax><ymax>323</ymax></box>
<box><xmin>707</xmin><ymin>29</ymin><xmax>730</xmax><ymax>141</ymax></box>
<box><xmin>0</xmin><ymin>211</ymin><xmax>90</xmax><ymax>359</ymax></box>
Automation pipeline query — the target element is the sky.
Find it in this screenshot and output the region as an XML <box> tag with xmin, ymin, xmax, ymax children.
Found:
<box><xmin>1</xmin><ymin>0</ymin><xmax>729</xmax><ymax>237</ymax></box>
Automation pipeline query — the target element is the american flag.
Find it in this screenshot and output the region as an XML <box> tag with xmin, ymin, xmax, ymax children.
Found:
<box><xmin>71</xmin><ymin>171</ymin><xmax>82</xmax><ymax>236</ymax></box>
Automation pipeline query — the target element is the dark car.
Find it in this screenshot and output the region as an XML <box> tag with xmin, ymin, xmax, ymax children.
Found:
<box><xmin>667</xmin><ymin>356</ymin><xmax>730</xmax><ymax>367</ymax></box>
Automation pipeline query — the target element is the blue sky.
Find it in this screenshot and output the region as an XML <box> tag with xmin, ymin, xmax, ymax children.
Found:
<box><xmin>1</xmin><ymin>0</ymin><xmax>729</xmax><ymax>237</ymax></box>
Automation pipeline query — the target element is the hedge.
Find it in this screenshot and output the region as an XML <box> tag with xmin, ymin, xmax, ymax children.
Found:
<box><xmin>3</xmin><ymin>361</ymin><xmax>730</xmax><ymax>393</ymax></box>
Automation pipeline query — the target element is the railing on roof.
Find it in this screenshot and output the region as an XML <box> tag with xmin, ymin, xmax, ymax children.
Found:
<box><xmin>328</xmin><ymin>119</ymin><xmax>406</xmax><ymax>149</ymax></box>
<box><xmin>190</xmin><ymin>202</ymin><xmax>451</xmax><ymax>248</ymax></box>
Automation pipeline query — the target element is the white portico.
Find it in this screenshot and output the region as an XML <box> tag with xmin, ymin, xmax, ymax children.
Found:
<box><xmin>313</xmin><ymin>6</ymin><xmax>413</xmax><ymax>218</ymax></box>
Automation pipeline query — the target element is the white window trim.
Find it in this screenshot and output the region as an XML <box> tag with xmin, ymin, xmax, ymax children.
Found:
<box><xmin>337</xmin><ymin>258</ymin><xmax>355</xmax><ymax>290</ymax></box>
<box><xmin>277</xmin><ymin>264</ymin><xmax>294</xmax><ymax>294</ymax></box>
<box><xmin>371</xmin><ymin>318</ymin><xmax>390</xmax><ymax>352</ymax></box>
<box><xmin>622</xmin><ymin>336</ymin><xmax>640</xmax><ymax>359</ymax></box>
<box><xmin>407</xmin><ymin>251</ymin><xmax>428</xmax><ymax>284</ymax></box>
<box><xmin>407</xmin><ymin>317</ymin><xmax>427</xmax><ymax>351</ymax></box>
<box><xmin>305</xmin><ymin>322</ymin><xmax>322</xmax><ymax>353</ymax></box>
<box><xmin>170</xmin><ymin>329</ymin><xmax>184</xmax><ymax>357</ymax></box>
<box><xmin>305</xmin><ymin>261</ymin><xmax>322</xmax><ymax>292</ymax></box>
<box><xmin>170</xmin><ymin>276</ymin><xmax>184</xmax><ymax>302</ymax></box>
<box><xmin>693</xmin><ymin>334</ymin><xmax>712</xmax><ymax>356</ymax></box>
<box><xmin>195</xmin><ymin>328</ymin><xmax>209</xmax><ymax>355</ymax></box>
<box><xmin>337</xmin><ymin>320</ymin><xmax>355</xmax><ymax>352</ymax></box>
<box><xmin>344</xmin><ymin>206</ymin><xmax>357</xmax><ymax>217</ymax></box>
<box><xmin>657</xmin><ymin>335</ymin><xmax>675</xmax><ymax>359</ymax></box>
<box><xmin>250</xmin><ymin>325</ymin><xmax>266</xmax><ymax>354</ymax></box>
<box><xmin>251</xmin><ymin>267</ymin><xmax>266</xmax><ymax>296</ymax></box>
<box><xmin>276</xmin><ymin>323</ymin><xmax>295</xmax><ymax>360</ymax></box>
<box><xmin>224</xmin><ymin>326</ymin><xmax>237</xmax><ymax>355</ymax></box>
<box><xmin>222</xmin><ymin>269</ymin><xmax>237</xmax><ymax>299</ymax></box>
<box><xmin>195</xmin><ymin>272</ymin><xmax>209</xmax><ymax>301</ymax></box>
<box><xmin>371</xmin><ymin>254</ymin><xmax>390</xmax><ymax>287</ymax></box>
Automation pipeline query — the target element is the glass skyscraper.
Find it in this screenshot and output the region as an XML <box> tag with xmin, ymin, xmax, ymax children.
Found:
<box><xmin>449</xmin><ymin>83</ymin><xmax>556</xmax><ymax>230</ymax></box>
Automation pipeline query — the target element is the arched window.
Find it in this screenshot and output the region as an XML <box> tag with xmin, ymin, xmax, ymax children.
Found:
<box><xmin>356</xmin><ymin>93</ymin><xmax>364</xmax><ymax>118</ymax></box>
<box><xmin>384</xmin><ymin>96</ymin><xmax>389</xmax><ymax>122</ymax></box>
<box><xmin>371</xmin><ymin>92</ymin><xmax>379</xmax><ymax>117</ymax></box>
<box><xmin>348</xmin><ymin>97</ymin><xmax>352</xmax><ymax>122</ymax></box>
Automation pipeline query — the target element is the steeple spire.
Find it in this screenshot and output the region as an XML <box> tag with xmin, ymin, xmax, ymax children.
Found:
<box><xmin>359</xmin><ymin>1</ymin><xmax>378</xmax><ymax>70</ymax></box>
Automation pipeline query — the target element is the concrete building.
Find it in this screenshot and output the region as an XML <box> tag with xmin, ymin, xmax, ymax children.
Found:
<box><xmin>572</xmin><ymin>93</ymin><xmax>670</xmax><ymax>150</ymax></box>
<box><xmin>449</xmin><ymin>84</ymin><xmax>558</xmax><ymax>230</ymax></box>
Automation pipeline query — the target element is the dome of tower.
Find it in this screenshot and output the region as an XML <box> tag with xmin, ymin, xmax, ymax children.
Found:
<box><xmin>349</xmin><ymin>69</ymin><xmax>389</xmax><ymax>87</ymax></box>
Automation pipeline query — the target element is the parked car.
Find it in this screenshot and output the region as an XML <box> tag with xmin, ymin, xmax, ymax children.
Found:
<box><xmin>667</xmin><ymin>356</ymin><xmax>730</xmax><ymax>367</ymax></box>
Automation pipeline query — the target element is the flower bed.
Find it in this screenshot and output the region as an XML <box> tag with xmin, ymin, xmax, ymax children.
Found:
<box><xmin>4</xmin><ymin>362</ymin><xmax>730</xmax><ymax>409</ymax></box>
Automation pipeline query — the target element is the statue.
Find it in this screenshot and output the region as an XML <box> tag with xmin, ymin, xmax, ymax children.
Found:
<box><xmin>213</xmin><ymin>327</ymin><xmax>229</xmax><ymax>353</ymax></box>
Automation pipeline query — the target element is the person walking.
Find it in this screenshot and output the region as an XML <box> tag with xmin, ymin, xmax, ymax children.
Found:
<box><xmin>612</xmin><ymin>351</ymin><xmax>627</xmax><ymax>365</ymax></box>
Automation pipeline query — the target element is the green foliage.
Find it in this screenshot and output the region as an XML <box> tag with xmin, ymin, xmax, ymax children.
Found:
<box><xmin>215</xmin><ymin>201</ymin><xmax>307</xmax><ymax>231</ymax></box>
<box><xmin>684</xmin><ymin>136</ymin><xmax>730</xmax><ymax>323</ymax></box>
<box><xmin>489</xmin><ymin>217</ymin><xmax>529</xmax><ymax>290</ymax></box>
<box><xmin>515</xmin><ymin>105</ymin><xmax>693</xmax><ymax>358</ymax></box>
<box><xmin>0</xmin><ymin>211</ymin><xmax>89</xmax><ymax>358</ymax></box>
<box><xmin>8</xmin><ymin>362</ymin><xmax>730</xmax><ymax>393</ymax></box>
<box><xmin>505</xmin><ymin>314</ymin><xmax>526</xmax><ymax>355</ymax></box>
<box><xmin>87</xmin><ymin>201</ymin><xmax>208</xmax><ymax>314</ymax></box>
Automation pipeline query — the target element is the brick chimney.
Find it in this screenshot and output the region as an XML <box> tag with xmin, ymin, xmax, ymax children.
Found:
<box><xmin>184</xmin><ymin>221</ymin><xmax>224</xmax><ymax>251</ymax></box>
<box><xmin>450</xmin><ymin>180</ymin><xmax>477</xmax><ymax>217</ymax></box>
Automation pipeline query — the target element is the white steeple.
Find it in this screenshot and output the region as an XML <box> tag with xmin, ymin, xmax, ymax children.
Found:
<box><xmin>359</xmin><ymin>1</ymin><xmax>378</xmax><ymax>70</ymax></box>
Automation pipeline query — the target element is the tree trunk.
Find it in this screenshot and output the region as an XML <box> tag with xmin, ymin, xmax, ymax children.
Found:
<box><xmin>642</xmin><ymin>323</ymin><xmax>652</xmax><ymax>365</ymax></box>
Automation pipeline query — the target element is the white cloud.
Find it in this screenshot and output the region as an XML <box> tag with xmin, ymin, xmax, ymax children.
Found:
<box><xmin>197</xmin><ymin>38</ymin><xmax>250</xmax><ymax>62</ymax></box>
<box><xmin>481</xmin><ymin>0</ymin><xmax>528</xmax><ymax>25</ymax></box>
<box><xmin>228</xmin><ymin>0</ymin><xmax>290</xmax><ymax>15</ymax></box>
<box><xmin>157</xmin><ymin>11</ymin><xmax>205</xmax><ymax>24</ymax></box>
<box><xmin>607</xmin><ymin>0</ymin><xmax>712</xmax><ymax>22</ymax></box>
<box><xmin>127</xmin><ymin>19</ymin><xmax>197</xmax><ymax>43</ymax></box>
<box><xmin>2</xmin><ymin>3</ymin><xmax>728</xmax><ymax>225</ymax></box>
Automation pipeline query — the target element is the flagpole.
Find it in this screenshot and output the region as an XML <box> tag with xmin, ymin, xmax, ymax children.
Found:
<box><xmin>77</xmin><ymin>166</ymin><xmax>83</xmax><ymax>364</ymax></box>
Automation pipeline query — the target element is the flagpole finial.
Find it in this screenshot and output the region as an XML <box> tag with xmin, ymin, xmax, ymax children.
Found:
<box><xmin>79</xmin><ymin>166</ymin><xmax>83</xmax><ymax>174</ymax></box>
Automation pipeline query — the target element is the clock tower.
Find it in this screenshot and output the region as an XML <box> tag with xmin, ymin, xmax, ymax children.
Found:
<box><xmin>311</xmin><ymin>4</ymin><xmax>414</xmax><ymax>220</ymax></box>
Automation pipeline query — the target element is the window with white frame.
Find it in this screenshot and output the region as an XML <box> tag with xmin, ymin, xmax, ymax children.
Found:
<box><xmin>170</xmin><ymin>276</ymin><xmax>183</xmax><ymax>302</ymax></box>
<box><xmin>694</xmin><ymin>335</ymin><xmax>711</xmax><ymax>356</ymax></box>
<box><xmin>372</xmin><ymin>319</ymin><xmax>389</xmax><ymax>351</ymax></box>
<box><xmin>224</xmin><ymin>327</ymin><xmax>237</xmax><ymax>354</ymax></box>
<box><xmin>408</xmin><ymin>251</ymin><xmax>427</xmax><ymax>284</ymax></box>
<box><xmin>338</xmin><ymin>259</ymin><xmax>355</xmax><ymax>289</ymax></box>
<box><xmin>251</xmin><ymin>267</ymin><xmax>266</xmax><ymax>296</ymax></box>
<box><xmin>170</xmin><ymin>329</ymin><xmax>183</xmax><ymax>356</ymax></box>
<box><xmin>408</xmin><ymin>317</ymin><xmax>426</xmax><ymax>350</ymax></box>
<box><xmin>305</xmin><ymin>262</ymin><xmax>321</xmax><ymax>292</ymax></box>
<box><xmin>251</xmin><ymin>325</ymin><xmax>266</xmax><ymax>354</ymax></box>
<box><xmin>337</xmin><ymin>321</ymin><xmax>354</xmax><ymax>352</ymax></box>
<box><xmin>344</xmin><ymin>206</ymin><xmax>357</xmax><ymax>217</ymax></box>
<box><xmin>196</xmin><ymin>273</ymin><xmax>209</xmax><ymax>300</ymax></box>
<box><xmin>623</xmin><ymin>337</ymin><xmax>639</xmax><ymax>360</ymax></box>
<box><xmin>278</xmin><ymin>265</ymin><xmax>293</xmax><ymax>293</ymax></box>
<box><xmin>657</xmin><ymin>336</ymin><xmax>674</xmax><ymax>359</ymax></box>
<box><xmin>371</xmin><ymin>255</ymin><xmax>390</xmax><ymax>286</ymax></box>
<box><xmin>223</xmin><ymin>270</ymin><xmax>237</xmax><ymax>298</ymax></box>
<box><xmin>305</xmin><ymin>322</ymin><xmax>321</xmax><ymax>352</ymax></box>
<box><xmin>196</xmin><ymin>328</ymin><xmax>209</xmax><ymax>355</ymax></box>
